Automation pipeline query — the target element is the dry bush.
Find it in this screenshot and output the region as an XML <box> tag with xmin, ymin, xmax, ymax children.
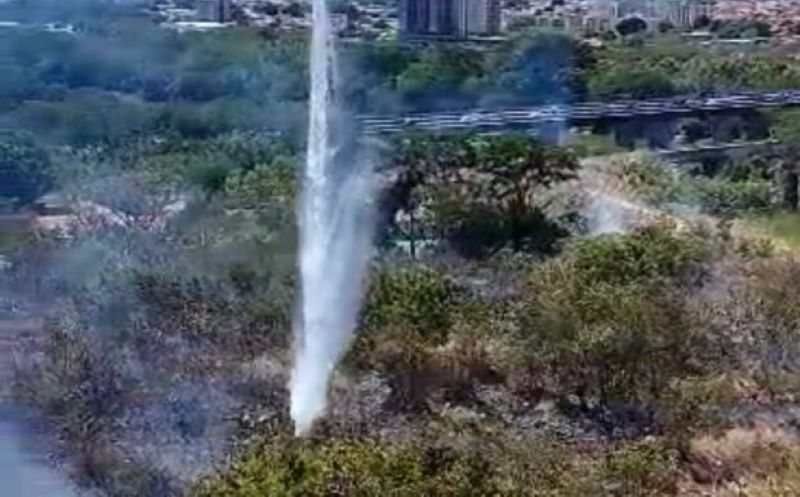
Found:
<box><xmin>14</xmin><ymin>317</ymin><xmax>126</xmax><ymax>439</ymax></box>
<box><xmin>718</xmin><ymin>257</ymin><xmax>800</xmax><ymax>397</ymax></box>
<box><xmin>712</xmin><ymin>449</ymin><xmax>800</xmax><ymax>497</ymax></box>
<box><xmin>350</xmin><ymin>265</ymin><xmax>463</xmax><ymax>412</ymax></box>
<box><xmin>434</xmin><ymin>333</ymin><xmax>504</xmax><ymax>404</ymax></box>
<box><xmin>349</xmin><ymin>263</ymin><xmax>514</xmax><ymax>414</ymax></box>
<box><xmin>14</xmin><ymin>258</ymin><xmax>295</xmax><ymax>497</ymax></box>
<box><xmin>658</xmin><ymin>374</ymin><xmax>755</xmax><ymax>438</ymax></box>
<box><xmin>131</xmin><ymin>271</ymin><xmax>292</xmax><ymax>369</ymax></box>
<box><xmin>686</xmin><ymin>423</ymin><xmax>798</xmax><ymax>488</ymax></box>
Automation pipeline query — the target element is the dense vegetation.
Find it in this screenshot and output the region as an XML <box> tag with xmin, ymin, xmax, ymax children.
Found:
<box><xmin>8</xmin><ymin>127</ymin><xmax>800</xmax><ymax>497</ymax></box>
<box><xmin>3</xmin><ymin>3</ymin><xmax>800</xmax><ymax>497</ymax></box>
<box><xmin>2</xmin><ymin>11</ymin><xmax>800</xmax><ymax>152</ymax></box>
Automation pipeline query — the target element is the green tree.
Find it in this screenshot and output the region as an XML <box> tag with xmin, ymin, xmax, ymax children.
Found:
<box><xmin>589</xmin><ymin>66</ymin><xmax>676</xmax><ymax>99</ymax></box>
<box><xmin>385</xmin><ymin>133</ymin><xmax>578</xmax><ymax>256</ymax></box>
<box><xmin>224</xmin><ymin>155</ymin><xmax>297</xmax><ymax>225</ymax></box>
<box><xmin>396</xmin><ymin>46</ymin><xmax>484</xmax><ymax>104</ymax></box>
<box><xmin>381</xmin><ymin>133</ymin><xmax>476</xmax><ymax>255</ymax></box>
<box><xmin>616</xmin><ymin>16</ymin><xmax>648</xmax><ymax>36</ymax></box>
<box><xmin>487</xmin><ymin>33</ymin><xmax>595</xmax><ymax>104</ymax></box>
<box><xmin>0</xmin><ymin>130</ymin><xmax>51</xmax><ymax>206</ymax></box>
<box><xmin>693</xmin><ymin>14</ymin><xmax>711</xmax><ymax>29</ymax></box>
<box><xmin>772</xmin><ymin>110</ymin><xmax>800</xmax><ymax>210</ymax></box>
<box><xmin>680</xmin><ymin>118</ymin><xmax>709</xmax><ymax>143</ymax></box>
<box><xmin>472</xmin><ymin>134</ymin><xmax>578</xmax><ymax>251</ymax></box>
<box><xmin>658</xmin><ymin>20</ymin><xmax>675</xmax><ymax>34</ymax></box>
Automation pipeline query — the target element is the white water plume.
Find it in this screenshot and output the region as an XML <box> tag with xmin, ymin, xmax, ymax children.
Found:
<box><xmin>289</xmin><ymin>0</ymin><xmax>375</xmax><ymax>436</ymax></box>
<box><xmin>585</xmin><ymin>192</ymin><xmax>632</xmax><ymax>235</ymax></box>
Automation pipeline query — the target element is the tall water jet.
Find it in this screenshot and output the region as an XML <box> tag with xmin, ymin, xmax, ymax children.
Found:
<box><xmin>290</xmin><ymin>0</ymin><xmax>375</xmax><ymax>435</ymax></box>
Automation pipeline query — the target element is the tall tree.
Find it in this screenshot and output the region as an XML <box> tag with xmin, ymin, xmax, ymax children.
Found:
<box><xmin>616</xmin><ymin>17</ymin><xmax>648</xmax><ymax>37</ymax></box>
<box><xmin>385</xmin><ymin>133</ymin><xmax>578</xmax><ymax>256</ymax></box>
<box><xmin>771</xmin><ymin>110</ymin><xmax>800</xmax><ymax>210</ymax></box>
<box><xmin>473</xmin><ymin>134</ymin><xmax>578</xmax><ymax>250</ymax></box>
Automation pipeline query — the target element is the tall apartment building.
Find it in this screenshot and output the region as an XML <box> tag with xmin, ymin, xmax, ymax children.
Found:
<box><xmin>661</xmin><ymin>0</ymin><xmax>714</xmax><ymax>27</ymax></box>
<box><xmin>400</xmin><ymin>0</ymin><xmax>501</xmax><ymax>39</ymax></box>
<box><xmin>197</xmin><ymin>0</ymin><xmax>232</xmax><ymax>22</ymax></box>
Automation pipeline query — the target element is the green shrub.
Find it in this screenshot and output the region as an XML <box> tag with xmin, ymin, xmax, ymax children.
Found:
<box><xmin>522</xmin><ymin>282</ymin><xmax>707</xmax><ymax>403</ymax></box>
<box><xmin>362</xmin><ymin>265</ymin><xmax>458</xmax><ymax>342</ymax></box>
<box><xmin>569</xmin><ymin>224</ymin><xmax>710</xmax><ymax>289</ymax></box>
<box><xmin>516</xmin><ymin>226</ymin><xmax>714</xmax><ymax>403</ymax></box>
<box><xmin>0</xmin><ymin>130</ymin><xmax>51</xmax><ymax>206</ymax></box>
<box><xmin>193</xmin><ymin>434</ymin><xmax>683</xmax><ymax>497</ymax></box>
<box><xmin>603</xmin><ymin>441</ymin><xmax>679</xmax><ymax>496</ymax></box>
<box><xmin>566</xmin><ymin>132</ymin><xmax>625</xmax><ymax>157</ymax></box>
<box><xmin>658</xmin><ymin>375</ymin><xmax>741</xmax><ymax>436</ymax></box>
<box><xmin>193</xmin><ymin>437</ymin><xmax>497</xmax><ymax>497</ymax></box>
<box><xmin>696</xmin><ymin>178</ymin><xmax>778</xmax><ymax>216</ymax></box>
<box><xmin>734</xmin><ymin>236</ymin><xmax>775</xmax><ymax>259</ymax></box>
<box><xmin>343</xmin><ymin>266</ymin><xmax>460</xmax><ymax>410</ymax></box>
<box><xmin>224</xmin><ymin>156</ymin><xmax>297</xmax><ymax>209</ymax></box>
<box><xmin>743</xmin><ymin>212</ymin><xmax>800</xmax><ymax>251</ymax></box>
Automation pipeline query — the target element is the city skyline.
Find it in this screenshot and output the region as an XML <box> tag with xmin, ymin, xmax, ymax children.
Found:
<box><xmin>400</xmin><ymin>0</ymin><xmax>501</xmax><ymax>39</ymax></box>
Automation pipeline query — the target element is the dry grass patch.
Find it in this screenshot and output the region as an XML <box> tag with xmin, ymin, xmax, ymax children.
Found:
<box><xmin>686</xmin><ymin>422</ymin><xmax>798</xmax><ymax>487</ymax></box>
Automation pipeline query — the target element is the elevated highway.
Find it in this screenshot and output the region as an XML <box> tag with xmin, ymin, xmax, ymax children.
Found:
<box><xmin>358</xmin><ymin>90</ymin><xmax>800</xmax><ymax>136</ymax></box>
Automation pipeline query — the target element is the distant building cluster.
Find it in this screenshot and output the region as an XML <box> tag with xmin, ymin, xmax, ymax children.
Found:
<box><xmin>196</xmin><ymin>0</ymin><xmax>233</xmax><ymax>22</ymax></box>
<box><xmin>148</xmin><ymin>0</ymin><xmax>800</xmax><ymax>41</ymax></box>
<box><xmin>152</xmin><ymin>0</ymin><xmax>397</xmax><ymax>37</ymax></box>
<box><xmin>151</xmin><ymin>0</ymin><xmax>233</xmax><ymax>28</ymax></box>
<box><xmin>399</xmin><ymin>0</ymin><xmax>502</xmax><ymax>39</ymax></box>
<box><xmin>713</xmin><ymin>0</ymin><xmax>800</xmax><ymax>36</ymax></box>
<box><xmin>660</xmin><ymin>0</ymin><xmax>714</xmax><ymax>28</ymax></box>
<box><xmin>505</xmin><ymin>0</ymin><xmax>714</xmax><ymax>35</ymax></box>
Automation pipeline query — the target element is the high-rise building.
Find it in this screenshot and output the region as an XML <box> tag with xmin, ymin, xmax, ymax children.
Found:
<box><xmin>197</xmin><ymin>0</ymin><xmax>232</xmax><ymax>23</ymax></box>
<box><xmin>400</xmin><ymin>0</ymin><xmax>500</xmax><ymax>39</ymax></box>
<box><xmin>464</xmin><ymin>0</ymin><xmax>501</xmax><ymax>35</ymax></box>
<box><xmin>401</xmin><ymin>0</ymin><xmax>428</xmax><ymax>33</ymax></box>
<box><xmin>656</xmin><ymin>0</ymin><xmax>714</xmax><ymax>27</ymax></box>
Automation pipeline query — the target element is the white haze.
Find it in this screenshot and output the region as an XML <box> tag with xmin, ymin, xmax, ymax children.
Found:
<box><xmin>289</xmin><ymin>0</ymin><xmax>375</xmax><ymax>435</ymax></box>
<box><xmin>0</xmin><ymin>408</ymin><xmax>79</xmax><ymax>497</ymax></box>
<box><xmin>585</xmin><ymin>192</ymin><xmax>631</xmax><ymax>235</ymax></box>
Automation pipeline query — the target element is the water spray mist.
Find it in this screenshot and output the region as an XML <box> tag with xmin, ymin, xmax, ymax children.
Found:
<box><xmin>289</xmin><ymin>0</ymin><xmax>375</xmax><ymax>436</ymax></box>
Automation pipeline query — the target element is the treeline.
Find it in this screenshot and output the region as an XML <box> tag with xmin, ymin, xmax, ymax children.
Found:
<box><xmin>589</xmin><ymin>41</ymin><xmax>800</xmax><ymax>98</ymax></box>
<box><xmin>3</xmin><ymin>11</ymin><xmax>800</xmax><ymax>208</ymax></box>
<box><xmin>3</xmin><ymin>17</ymin><xmax>800</xmax><ymax>147</ymax></box>
<box><xmin>0</xmin><ymin>23</ymin><xmax>310</xmax><ymax>144</ymax></box>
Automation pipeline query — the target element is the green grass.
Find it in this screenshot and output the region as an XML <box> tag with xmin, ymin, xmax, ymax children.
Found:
<box><xmin>0</xmin><ymin>230</ymin><xmax>31</xmax><ymax>253</ymax></box>
<box><xmin>739</xmin><ymin>212</ymin><xmax>800</xmax><ymax>251</ymax></box>
<box><xmin>566</xmin><ymin>132</ymin><xmax>626</xmax><ymax>157</ymax></box>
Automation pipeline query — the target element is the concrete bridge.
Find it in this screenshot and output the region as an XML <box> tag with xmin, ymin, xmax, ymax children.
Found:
<box><xmin>358</xmin><ymin>89</ymin><xmax>800</xmax><ymax>146</ymax></box>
